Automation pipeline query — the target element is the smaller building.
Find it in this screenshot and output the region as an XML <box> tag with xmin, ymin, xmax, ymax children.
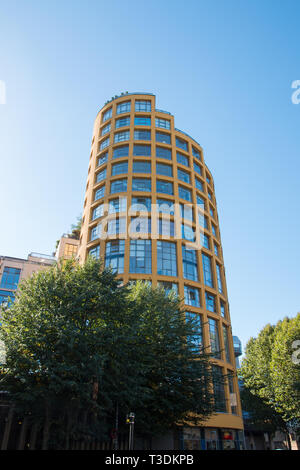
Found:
<box><xmin>55</xmin><ymin>234</ymin><xmax>79</xmax><ymax>261</ymax></box>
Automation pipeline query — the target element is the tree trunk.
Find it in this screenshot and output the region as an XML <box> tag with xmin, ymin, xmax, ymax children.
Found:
<box><xmin>42</xmin><ymin>403</ymin><xmax>51</xmax><ymax>450</ymax></box>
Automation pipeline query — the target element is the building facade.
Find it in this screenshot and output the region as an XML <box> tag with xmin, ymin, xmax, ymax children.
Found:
<box><xmin>78</xmin><ymin>92</ymin><xmax>244</xmax><ymax>450</ymax></box>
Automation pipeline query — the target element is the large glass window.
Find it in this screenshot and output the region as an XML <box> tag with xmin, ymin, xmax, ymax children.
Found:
<box><xmin>194</xmin><ymin>162</ymin><xmax>202</xmax><ymax>176</ymax></box>
<box><xmin>0</xmin><ymin>267</ymin><xmax>21</xmax><ymax>290</ymax></box>
<box><xmin>192</xmin><ymin>146</ymin><xmax>201</xmax><ymax>160</ymax></box>
<box><xmin>99</xmin><ymin>137</ymin><xmax>109</xmax><ymax>150</ymax></box>
<box><xmin>113</xmin><ymin>145</ymin><xmax>129</xmax><ymax>159</ymax></box>
<box><xmin>186</xmin><ymin>312</ymin><xmax>203</xmax><ymax>351</ymax></box>
<box><xmin>135</xmin><ymin>116</ymin><xmax>151</xmax><ymax>126</ymax></box>
<box><xmin>182</xmin><ymin>245</ymin><xmax>198</xmax><ymax>281</ymax></box>
<box><xmin>195</xmin><ymin>178</ymin><xmax>203</xmax><ymax>192</ymax></box>
<box><xmin>178</xmin><ymin>168</ymin><xmax>190</xmax><ymax>184</ymax></box>
<box><xmin>107</xmin><ymin>217</ymin><xmax>126</xmax><ymax>235</ymax></box>
<box><xmin>158</xmin><ymin>218</ymin><xmax>174</xmax><ymax>237</ymax></box>
<box><xmin>155</xmin><ymin>117</ymin><xmax>170</xmax><ymax>129</ymax></box>
<box><xmin>114</xmin><ymin>131</ymin><xmax>129</xmax><ymax>143</ymax></box>
<box><xmin>177</xmin><ymin>152</ymin><xmax>189</xmax><ymax>167</ymax></box>
<box><xmin>105</xmin><ymin>240</ymin><xmax>125</xmax><ymax>273</ymax></box>
<box><xmin>205</xmin><ymin>292</ymin><xmax>216</xmax><ymax>312</ymax></box>
<box><xmin>198</xmin><ymin>212</ymin><xmax>208</xmax><ymax>229</ymax></box>
<box><xmin>178</xmin><ymin>186</ymin><xmax>192</xmax><ymax>202</ymax></box>
<box><xmin>201</xmin><ymin>233</ymin><xmax>210</xmax><ymax>250</ymax></box>
<box><xmin>92</xmin><ymin>204</ymin><xmax>104</xmax><ymax>221</ymax></box>
<box><xmin>115</xmin><ymin>116</ymin><xmax>130</xmax><ymax>128</ymax></box>
<box><xmin>156</xmin><ymin>131</ymin><xmax>171</xmax><ymax>144</ymax></box>
<box><xmin>223</xmin><ymin>325</ymin><xmax>231</xmax><ymax>363</ymax></box>
<box><xmin>133</xmin><ymin>144</ymin><xmax>151</xmax><ymax>156</ymax></box>
<box><xmin>135</xmin><ymin>100</ymin><xmax>151</xmax><ymax>112</ymax></box>
<box><xmin>156</xmin><ymin>162</ymin><xmax>173</xmax><ymax>177</ymax></box>
<box><xmin>156</xmin><ymin>146</ymin><xmax>172</xmax><ymax>160</ymax></box>
<box><xmin>202</xmin><ymin>254</ymin><xmax>214</xmax><ymax>288</ymax></box>
<box><xmin>131</xmin><ymin>196</ymin><xmax>151</xmax><ymax>212</ymax></box>
<box><xmin>184</xmin><ymin>285</ymin><xmax>200</xmax><ymax>307</ymax></box>
<box><xmin>133</xmin><ymin>161</ymin><xmax>151</xmax><ymax>173</ymax></box>
<box><xmin>111</xmin><ymin>178</ymin><xmax>127</xmax><ymax>194</ymax></box>
<box><xmin>101</xmin><ymin>123</ymin><xmax>111</xmax><ymax>136</ymax></box>
<box><xmin>212</xmin><ymin>366</ymin><xmax>227</xmax><ymax>412</ymax></box>
<box><xmin>129</xmin><ymin>239</ymin><xmax>152</xmax><ymax>273</ymax></box>
<box><xmin>89</xmin><ymin>245</ymin><xmax>100</xmax><ymax>259</ymax></box>
<box><xmin>130</xmin><ymin>217</ymin><xmax>151</xmax><ymax>234</ymax></box>
<box><xmin>0</xmin><ymin>289</ymin><xmax>15</xmax><ymax>306</ymax></box>
<box><xmin>176</xmin><ymin>137</ymin><xmax>188</xmax><ymax>151</ymax></box>
<box><xmin>111</xmin><ymin>161</ymin><xmax>128</xmax><ymax>176</ymax></box>
<box><xmin>90</xmin><ymin>224</ymin><xmax>102</xmax><ymax>241</ymax></box>
<box><xmin>98</xmin><ymin>152</ymin><xmax>108</xmax><ymax>167</ymax></box>
<box><xmin>95</xmin><ymin>185</ymin><xmax>105</xmax><ymax>201</ymax></box>
<box><xmin>180</xmin><ymin>203</ymin><xmax>193</xmax><ymax>222</ymax></box>
<box><xmin>96</xmin><ymin>168</ymin><xmax>107</xmax><ymax>183</ymax></box>
<box><xmin>181</xmin><ymin>223</ymin><xmax>195</xmax><ymax>242</ymax></box>
<box><xmin>134</xmin><ymin>129</ymin><xmax>151</xmax><ymax>141</ymax></box>
<box><xmin>116</xmin><ymin>101</ymin><xmax>131</xmax><ymax>114</ymax></box>
<box><xmin>132</xmin><ymin>178</ymin><xmax>151</xmax><ymax>192</ymax></box>
<box><xmin>156</xmin><ymin>180</ymin><xmax>173</xmax><ymax>195</ymax></box>
<box><xmin>220</xmin><ymin>300</ymin><xmax>226</xmax><ymax>318</ymax></box>
<box><xmin>216</xmin><ymin>264</ymin><xmax>223</xmax><ymax>294</ymax></box>
<box><xmin>158</xmin><ymin>281</ymin><xmax>178</xmax><ymax>295</ymax></box>
<box><xmin>108</xmin><ymin>197</ymin><xmax>127</xmax><ymax>214</ymax></box>
<box><xmin>209</xmin><ymin>319</ymin><xmax>221</xmax><ymax>359</ymax></box>
<box><xmin>102</xmin><ymin>108</ymin><xmax>112</xmax><ymax>122</ymax></box>
<box><xmin>157</xmin><ymin>241</ymin><xmax>177</xmax><ymax>276</ymax></box>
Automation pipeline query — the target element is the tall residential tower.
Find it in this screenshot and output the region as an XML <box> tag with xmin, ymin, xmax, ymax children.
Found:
<box><xmin>78</xmin><ymin>93</ymin><xmax>244</xmax><ymax>450</ymax></box>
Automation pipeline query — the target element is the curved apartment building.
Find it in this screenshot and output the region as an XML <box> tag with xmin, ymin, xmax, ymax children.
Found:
<box><xmin>78</xmin><ymin>93</ymin><xmax>244</xmax><ymax>450</ymax></box>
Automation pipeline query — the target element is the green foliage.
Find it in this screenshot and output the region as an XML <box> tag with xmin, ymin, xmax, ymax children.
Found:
<box><xmin>0</xmin><ymin>262</ymin><xmax>217</xmax><ymax>448</ymax></box>
<box><xmin>240</xmin><ymin>314</ymin><xmax>300</xmax><ymax>435</ymax></box>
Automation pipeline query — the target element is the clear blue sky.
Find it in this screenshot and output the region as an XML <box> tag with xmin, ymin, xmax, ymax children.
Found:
<box><xmin>0</xmin><ymin>0</ymin><xmax>299</xmax><ymax>351</ymax></box>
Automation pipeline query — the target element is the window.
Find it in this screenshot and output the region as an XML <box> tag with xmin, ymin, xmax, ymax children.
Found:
<box><xmin>156</xmin><ymin>146</ymin><xmax>172</xmax><ymax>160</ymax></box>
<box><xmin>182</xmin><ymin>245</ymin><xmax>198</xmax><ymax>281</ymax></box>
<box><xmin>157</xmin><ymin>180</ymin><xmax>173</xmax><ymax>195</ymax></box>
<box><xmin>201</xmin><ymin>233</ymin><xmax>210</xmax><ymax>250</ymax></box>
<box><xmin>212</xmin><ymin>224</ymin><xmax>217</xmax><ymax>237</ymax></box>
<box><xmin>133</xmin><ymin>161</ymin><xmax>151</xmax><ymax>173</ymax></box>
<box><xmin>112</xmin><ymin>161</ymin><xmax>128</xmax><ymax>176</ymax></box>
<box><xmin>214</xmin><ymin>243</ymin><xmax>219</xmax><ymax>257</ymax></box>
<box><xmin>0</xmin><ymin>267</ymin><xmax>21</xmax><ymax>290</ymax></box>
<box><xmin>206</xmin><ymin>175</ymin><xmax>211</xmax><ymax>185</ymax></box>
<box><xmin>208</xmin><ymin>190</ymin><xmax>212</xmax><ymax>201</ymax></box>
<box><xmin>102</xmin><ymin>108</ymin><xmax>112</xmax><ymax>122</ymax></box>
<box><xmin>99</xmin><ymin>137</ymin><xmax>109</xmax><ymax>150</ymax></box>
<box><xmin>157</xmin><ymin>198</ymin><xmax>175</xmax><ymax>215</ymax></box>
<box><xmin>89</xmin><ymin>245</ymin><xmax>100</xmax><ymax>259</ymax></box>
<box><xmin>101</xmin><ymin>123</ymin><xmax>111</xmax><ymax>136</ymax></box>
<box><xmin>90</xmin><ymin>224</ymin><xmax>102</xmax><ymax>241</ymax></box>
<box><xmin>96</xmin><ymin>168</ymin><xmax>107</xmax><ymax>183</ymax></box>
<box><xmin>216</xmin><ymin>264</ymin><xmax>223</xmax><ymax>294</ymax></box>
<box><xmin>105</xmin><ymin>240</ymin><xmax>125</xmax><ymax>273</ymax></box>
<box><xmin>92</xmin><ymin>204</ymin><xmax>104</xmax><ymax>221</ymax></box>
<box><xmin>135</xmin><ymin>100</ymin><xmax>151</xmax><ymax>112</ymax></box>
<box><xmin>178</xmin><ymin>186</ymin><xmax>192</xmax><ymax>202</ymax></box>
<box><xmin>130</xmin><ymin>217</ymin><xmax>151</xmax><ymax>234</ymax></box>
<box><xmin>107</xmin><ymin>217</ymin><xmax>126</xmax><ymax>235</ymax></box>
<box><xmin>95</xmin><ymin>185</ymin><xmax>105</xmax><ymax>200</ymax></box>
<box><xmin>135</xmin><ymin>116</ymin><xmax>151</xmax><ymax>126</ymax></box>
<box><xmin>132</xmin><ymin>178</ymin><xmax>151</xmax><ymax>192</ymax></box>
<box><xmin>202</xmin><ymin>254</ymin><xmax>214</xmax><ymax>288</ymax></box>
<box><xmin>205</xmin><ymin>292</ymin><xmax>216</xmax><ymax>312</ymax></box>
<box><xmin>212</xmin><ymin>365</ymin><xmax>226</xmax><ymax>412</ymax></box>
<box><xmin>228</xmin><ymin>374</ymin><xmax>237</xmax><ymax>414</ymax></box>
<box><xmin>158</xmin><ymin>281</ymin><xmax>178</xmax><ymax>295</ymax></box>
<box><xmin>157</xmin><ymin>241</ymin><xmax>177</xmax><ymax>276</ymax></box>
<box><xmin>111</xmin><ymin>178</ymin><xmax>127</xmax><ymax>194</ymax></box>
<box><xmin>131</xmin><ymin>197</ymin><xmax>151</xmax><ymax>212</ymax></box>
<box><xmin>64</xmin><ymin>244</ymin><xmax>78</xmax><ymax>258</ymax></box>
<box><xmin>184</xmin><ymin>285</ymin><xmax>200</xmax><ymax>307</ymax></box>
<box><xmin>223</xmin><ymin>325</ymin><xmax>231</xmax><ymax>363</ymax></box>
<box><xmin>0</xmin><ymin>289</ymin><xmax>15</xmax><ymax>306</ymax></box>
<box><xmin>198</xmin><ymin>212</ymin><xmax>208</xmax><ymax>229</ymax></box>
<box><xmin>181</xmin><ymin>223</ymin><xmax>195</xmax><ymax>242</ymax></box>
<box><xmin>117</xmin><ymin>101</ymin><xmax>131</xmax><ymax>114</ymax></box>
<box><xmin>155</xmin><ymin>117</ymin><xmax>170</xmax><ymax>129</ymax></box>
<box><xmin>194</xmin><ymin>162</ymin><xmax>202</xmax><ymax>176</ymax></box>
<box><xmin>209</xmin><ymin>319</ymin><xmax>221</xmax><ymax>359</ymax></box>
<box><xmin>195</xmin><ymin>178</ymin><xmax>203</xmax><ymax>192</ymax></box>
<box><xmin>158</xmin><ymin>218</ymin><xmax>174</xmax><ymax>237</ymax></box>
<box><xmin>180</xmin><ymin>203</ymin><xmax>193</xmax><ymax>221</ymax></box>
<box><xmin>192</xmin><ymin>147</ymin><xmax>201</xmax><ymax>160</ymax></box>
<box><xmin>108</xmin><ymin>197</ymin><xmax>127</xmax><ymax>214</ymax></box>
<box><xmin>98</xmin><ymin>152</ymin><xmax>108</xmax><ymax>167</ymax></box>
<box><xmin>114</xmin><ymin>130</ymin><xmax>129</xmax><ymax>143</ymax></box>
<box><xmin>186</xmin><ymin>312</ymin><xmax>203</xmax><ymax>351</ymax></box>
<box><xmin>113</xmin><ymin>145</ymin><xmax>129</xmax><ymax>159</ymax></box>
<box><xmin>176</xmin><ymin>137</ymin><xmax>188</xmax><ymax>151</ymax></box>
<box><xmin>115</xmin><ymin>116</ymin><xmax>130</xmax><ymax>128</ymax></box>
<box><xmin>210</xmin><ymin>207</ymin><xmax>214</xmax><ymax>218</ymax></box>
<box><xmin>177</xmin><ymin>152</ymin><xmax>189</xmax><ymax>167</ymax></box>
<box><xmin>156</xmin><ymin>162</ymin><xmax>173</xmax><ymax>177</ymax></box>
<box><xmin>129</xmin><ymin>239</ymin><xmax>152</xmax><ymax>273</ymax></box>
<box><xmin>197</xmin><ymin>195</ymin><xmax>205</xmax><ymax>210</ymax></box>
<box><xmin>134</xmin><ymin>129</ymin><xmax>151</xmax><ymax>141</ymax></box>
<box><xmin>220</xmin><ymin>301</ymin><xmax>226</xmax><ymax>318</ymax></box>
<box><xmin>178</xmin><ymin>168</ymin><xmax>190</xmax><ymax>184</ymax></box>
<box><xmin>156</xmin><ymin>131</ymin><xmax>171</xmax><ymax>144</ymax></box>
<box><xmin>133</xmin><ymin>144</ymin><xmax>151</xmax><ymax>156</ymax></box>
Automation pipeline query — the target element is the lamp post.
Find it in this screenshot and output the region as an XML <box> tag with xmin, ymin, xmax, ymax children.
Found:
<box><xmin>126</xmin><ymin>412</ymin><xmax>135</xmax><ymax>450</ymax></box>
